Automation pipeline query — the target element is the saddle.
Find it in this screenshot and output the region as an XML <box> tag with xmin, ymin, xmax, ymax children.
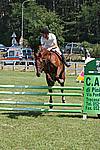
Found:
<box><xmin>51</xmin><ymin>50</ymin><xmax>62</xmax><ymax>61</ymax></box>
<box><xmin>51</xmin><ymin>50</ymin><xmax>70</xmax><ymax>67</ymax></box>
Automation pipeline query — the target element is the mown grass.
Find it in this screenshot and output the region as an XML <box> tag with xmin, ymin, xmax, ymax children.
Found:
<box><xmin>0</xmin><ymin>70</ymin><xmax>100</xmax><ymax>150</ymax></box>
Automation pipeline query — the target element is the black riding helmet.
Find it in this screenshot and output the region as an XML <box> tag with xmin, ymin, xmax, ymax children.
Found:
<box><xmin>41</xmin><ymin>27</ymin><xmax>49</xmax><ymax>34</ymax></box>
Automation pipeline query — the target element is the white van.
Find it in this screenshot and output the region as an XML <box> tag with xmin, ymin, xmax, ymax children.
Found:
<box><xmin>3</xmin><ymin>46</ymin><xmax>33</xmax><ymax>64</ymax></box>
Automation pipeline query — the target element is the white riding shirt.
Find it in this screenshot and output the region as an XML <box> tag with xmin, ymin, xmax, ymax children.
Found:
<box><xmin>40</xmin><ymin>33</ymin><xmax>61</xmax><ymax>55</ymax></box>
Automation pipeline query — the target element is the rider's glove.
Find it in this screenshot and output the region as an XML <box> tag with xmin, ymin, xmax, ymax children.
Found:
<box><xmin>47</xmin><ymin>48</ymin><xmax>52</xmax><ymax>51</ymax></box>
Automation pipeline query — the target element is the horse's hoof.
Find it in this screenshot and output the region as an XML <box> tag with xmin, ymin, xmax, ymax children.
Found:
<box><xmin>56</xmin><ymin>76</ymin><xmax>64</xmax><ymax>84</ymax></box>
<box><xmin>62</xmin><ymin>100</ymin><xmax>65</xmax><ymax>103</ymax></box>
<box><xmin>49</xmin><ymin>105</ymin><xmax>53</xmax><ymax>109</ymax></box>
<box><xmin>59</xmin><ymin>79</ymin><xmax>64</xmax><ymax>83</ymax></box>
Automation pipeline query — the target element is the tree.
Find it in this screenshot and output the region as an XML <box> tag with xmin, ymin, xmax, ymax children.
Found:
<box><xmin>36</xmin><ymin>0</ymin><xmax>83</xmax><ymax>42</ymax></box>
<box><xmin>79</xmin><ymin>2</ymin><xmax>100</xmax><ymax>43</ymax></box>
<box><xmin>10</xmin><ymin>1</ymin><xmax>64</xmax><ymax>49</ymax></box>
<box><xmin>0</xmin><ymin>0</ymin><xmax>11</xmax><ymax>45</ymax></box>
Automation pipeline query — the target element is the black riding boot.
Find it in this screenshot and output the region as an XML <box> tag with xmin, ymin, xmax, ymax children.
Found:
<box><xmin>61</xmin><ymin>53</ymin><xmax>70</xmax><ymax>67</ymax></box>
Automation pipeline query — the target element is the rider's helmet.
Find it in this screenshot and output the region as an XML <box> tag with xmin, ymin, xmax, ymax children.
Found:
<box><xmin>41</xmin><ymin>27</ymin><xmax>49</xmax><ymax>34</ymax></box>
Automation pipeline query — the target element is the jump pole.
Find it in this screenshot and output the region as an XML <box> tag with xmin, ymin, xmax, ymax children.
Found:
<box><xmin>0</xmin><ymin>85</ymin><xmax>83</xmax><ymax>114</ymax></box>
<box><xmin>0</xmin><ymin>85</ymin><xmax>83</xmax><ymax>90</ymax></box>
<box><xmin>0</xmin><ymin>91</ymin><xmax>83</xmax><ymax>96</ymax></box>
<box><xmin>0</xmin><ymin>101</ymin><xmax>82</xmax><ymax>107</ymax></box>
<box><xmin>0</xmin><ymin>107</ymin><xmax>82</xmax><ymax>113</ymax></box>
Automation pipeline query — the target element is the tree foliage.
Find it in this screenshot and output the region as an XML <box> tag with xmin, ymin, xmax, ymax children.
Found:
<box><xmin>1</xmin><ymin>1</ymin><xmax>64</xmax><ymax>49</ymax></box>
<box><xmin>0</xmin><ymin>0</ymin><xmax>100</xmax><ymax>53</ymax></box>
<box><xmin>80</xmin><ymin>2</ymin><xmax>100</xmax><ymax>43</ymax></box>
<box><xmin>23</xmin><ymin>2</ymin><xmax>64</xmax><ymax>48</ymax></box>
<box><xmin>0</xmin><ymin>0</ymin><xmax>11</xmax><ymax>45</ymax></box>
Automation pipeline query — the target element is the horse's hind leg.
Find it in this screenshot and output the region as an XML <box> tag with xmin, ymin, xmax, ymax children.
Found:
<box><xmin>61</xmin><ymin>83</ymin><xmax>65</xmax><ymax>103</ymax></box>
<box><xmin>49</xmin><ymin>89</ymin><xmax>53</xmax><ymax>109</ymax></box>
<box><xmin>46</xmin><ymin>74</ymin><xmax>54</xmax><ymax>109</ymax></box>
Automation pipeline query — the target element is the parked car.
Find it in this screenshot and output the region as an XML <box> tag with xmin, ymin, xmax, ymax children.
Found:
<box><xmin>0</xmin><ymin>44</ymin><xmax>8</xmax><ymax>57</ymax></box>
<box><xmin>1</xmin><ymin>46</ymin><xmax>34</xmax><ymax>65</ymax></box>
<box><xmin>0</xmin><ymin>44</ymin><xmax>7</xmax><ymax>52</ymax></box>
<box><xmin>21</xmin><ymin>47</ymin><xmax>33</xmax><ymax>60</ymax></box>
<box><xmin>62</xmin><ymin>42</ymin><xmax>84</xmax><ymax>54</ymax></box>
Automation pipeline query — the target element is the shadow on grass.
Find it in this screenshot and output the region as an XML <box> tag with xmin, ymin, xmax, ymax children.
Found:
<box><xmin>57</xmin><ymin>114</ymin><xmax>99</xmax><ymax>119</ymax></box>
<box><xmin>42</xmin><ymin>113</ymin><xmax>99</xmax><ymax>119</ymax></box>
<box><xmin>1</xmin><ymin>112</ymin><xmax>99</xmax><ymax>120</ymax></box>
<box><xmin>1</xmin><ymin>111</ymin><xmax>43</xmax><ymax>119</ymax></box>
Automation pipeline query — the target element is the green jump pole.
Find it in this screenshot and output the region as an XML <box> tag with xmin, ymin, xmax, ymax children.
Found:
<box><xmin>0</xmin><ymin>107</ymin><xmax>82</xmax><ymax>113</ymax></box>
<box><xmin>0</xmin><ymin>101</ymin><xmax>82</xmax><ymax>107</ymax></box>
<box><xmin>0</xmin><ymin>91</ymin><xmax>83</xmax><ymax>96</ymax></box>
<box><xmin>0</xmin><ymin>85</ymin><xmax>83</xmax><ymax>90</ymax></box>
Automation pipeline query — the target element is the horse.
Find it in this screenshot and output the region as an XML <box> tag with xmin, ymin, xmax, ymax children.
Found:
<box><xmin>34</xmin><ymin>47</ymin><xmax>66</xmax><ymax>108</ymax></box>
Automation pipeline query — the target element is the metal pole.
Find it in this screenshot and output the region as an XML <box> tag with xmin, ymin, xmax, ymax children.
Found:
<box><xmin>21</xmin><ymin>0</ymin><xmax>35</xmax><ymax>47</ymax></box>
<box><xmin>21</xmin><ymin>3</ymin><xmax>24</xmax><ymax>39</ymax></box>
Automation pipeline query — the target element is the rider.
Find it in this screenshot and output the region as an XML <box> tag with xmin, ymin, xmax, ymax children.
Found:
<box><xmin>40</xmin><ymin>27</ymin><xmax>67</xmax><ymax>65</ymax></box>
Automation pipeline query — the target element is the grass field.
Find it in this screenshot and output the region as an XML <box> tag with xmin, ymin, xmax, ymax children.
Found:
<box><xmin>0</xmin><ymin>70</ymin><xmax>100</xmax><ymax>150</ymax></box>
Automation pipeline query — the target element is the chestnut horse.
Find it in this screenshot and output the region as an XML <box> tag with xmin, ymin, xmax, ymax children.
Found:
<box><xmin>34</xmin><ymin>47</ymin><xmax>65</xmax><ymax>108</ymax></box>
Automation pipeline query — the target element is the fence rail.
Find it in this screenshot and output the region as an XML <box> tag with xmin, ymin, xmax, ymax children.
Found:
<box><xmin>0</xmin><ymin>60</ymin><xmax>35</xmax><ymax>71</ymax></box>
<box><xmin>0</xmin><ymin>60</ymin><xmax>84</xmax><ymax>75</ymax></box>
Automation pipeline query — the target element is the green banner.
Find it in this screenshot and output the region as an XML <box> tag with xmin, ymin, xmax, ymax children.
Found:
<box><xmin>84</xmin><ymin>58</ymin><xmax>100</xmax><ymax>114</ymax></box>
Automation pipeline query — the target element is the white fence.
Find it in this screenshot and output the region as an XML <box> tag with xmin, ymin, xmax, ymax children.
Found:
<box><xmin>0</xmin><ymin>60</ymin><xmax>35</xmax><ymax>72</ymax></box>
<box><xmin>0</xmin><ymin>60</ymin><xmax>84</xmax><ymax>75</ymax></box>
<box><xmin>65</xmin><ymin>62</ymin><xmax>84</xmax><ymax>75</ymax></box>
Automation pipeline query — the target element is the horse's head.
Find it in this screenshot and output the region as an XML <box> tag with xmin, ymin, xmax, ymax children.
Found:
<box><xmin>35</xmin><ymin>47</ymin><xmax>51</xmax><ymax>77</ymax></box>
<box><xmin>35</xmin><ymin>52</ymin><xmax>44</xmax><ymax>77</ymax></box>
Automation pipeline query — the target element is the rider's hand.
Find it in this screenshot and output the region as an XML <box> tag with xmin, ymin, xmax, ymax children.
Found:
<box><xmin>47</xmin><ymin>48</ymin><xmax>52</xmax><ymax>51</ymax></box>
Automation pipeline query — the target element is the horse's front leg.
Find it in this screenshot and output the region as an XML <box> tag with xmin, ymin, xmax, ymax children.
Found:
<box><xmin>46</xmin><ymin>73</ymin><xmax>53</xmax><ymax>82</ymax></box>
<box><xmin>56</xmin><ymin>66</ymin><xmax>64</xmax><ymax>83</ymax></box>
<box><xmin>61</xmin><ymin>83</ymin><xmax>65</xmax><ymax>103</ymax></box>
